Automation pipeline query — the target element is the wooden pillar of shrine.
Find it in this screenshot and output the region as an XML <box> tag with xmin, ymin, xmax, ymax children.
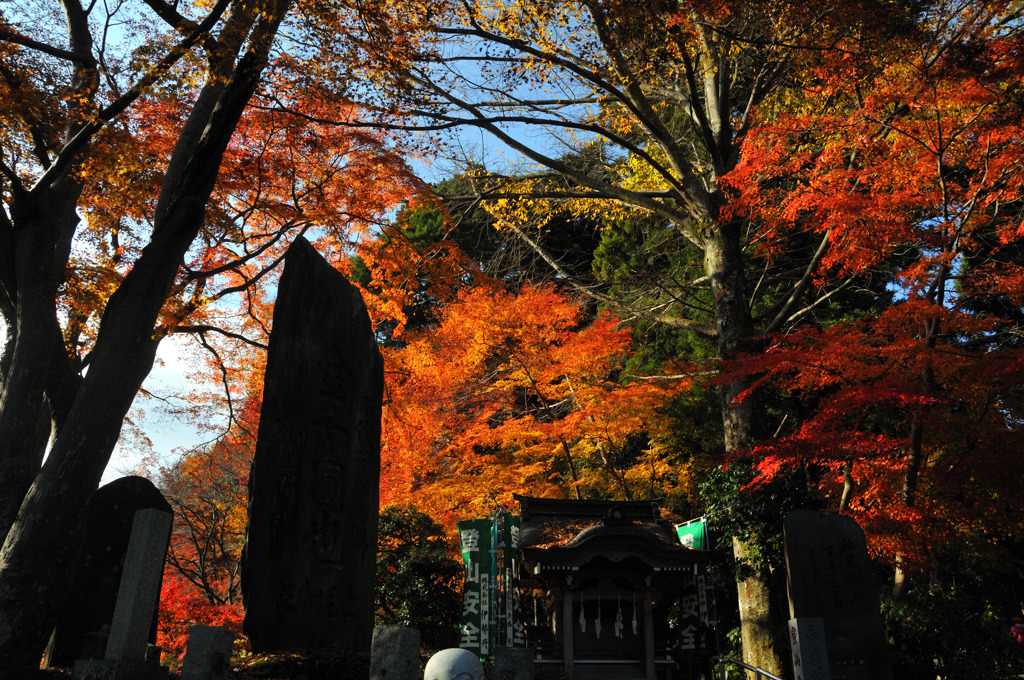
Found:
<box><xmin>643</xmin><ymin>588</ymin><xmax>655</xmax><ymax>680</ymax></box>
<box><xmin>562</xmin><ymin>590</ymin><xmax>575</xmax><ymax>678</ymax></box>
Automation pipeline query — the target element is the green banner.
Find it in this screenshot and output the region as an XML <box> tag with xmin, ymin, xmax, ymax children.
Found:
<box><xmin>459</xmin><ymin>511</ymin><xmax>523</xmax><ymax>658</ymax></box>
<box><xmin>501</xmin><ymin>513</ymin><xmax>523</xmax><ymax>647</ymax></box>
<box><xmin>675</xmin><ymin>517</ymin><xmax>709</xmax><ymax>550</ymax></box>
<box><xmin>675</xmin><ymin>518</ymin><xmax>716</xmax><ymax>657</ymax></box>
<box><xmin>458</xmin><ymin>519</ymin><xmax>492</xmax><ymax>657</ymax></box>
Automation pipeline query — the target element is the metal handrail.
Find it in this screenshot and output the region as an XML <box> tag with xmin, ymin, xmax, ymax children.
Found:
<box><xmin>712</xmin><ymin>656</ymin><xmax>785</xmax><ymax>680</ymax></box>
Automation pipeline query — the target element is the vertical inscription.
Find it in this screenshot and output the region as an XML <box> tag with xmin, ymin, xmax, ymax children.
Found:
<box><xmin>784</xmin><ymin>511</ymin><xmax>891</xmax><ymax>680</ymax></box>
<box><xmin>242</xmin><ymin>238</ymin><xmax>382</xmax><ymax>654</ymax></box>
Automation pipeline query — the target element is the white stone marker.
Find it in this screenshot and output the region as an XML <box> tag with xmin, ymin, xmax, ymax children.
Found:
<box><xmin>104</xmin><ymin>508</ymin><xmax>173</xmax><ymax>661</ymax></box>
<box><xmin>789</xmin><ymin>617</ymin><xmax>831</xmax><ymax>680</ymax></box>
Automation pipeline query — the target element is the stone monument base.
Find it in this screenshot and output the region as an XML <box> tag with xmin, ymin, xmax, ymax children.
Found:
<box><xmin>73</xmin><ymin>659</ymin><xmax>169</xmax><ymax>680</ymax></box>
<box><xmin>492</xmin><ymin>647</ymin><xmax>535</xmax><ymax>680</ymax></box>
<box><xmin>370</xmin><ymin>625</ymin><xmax>421</xmax><ymax>680</ymax></box>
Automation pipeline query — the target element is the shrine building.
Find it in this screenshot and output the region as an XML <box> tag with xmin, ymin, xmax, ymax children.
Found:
<box><xmin>514</xmin><ymin>495</ymin><xmax>715</xmax><ymax>680</ymax></box>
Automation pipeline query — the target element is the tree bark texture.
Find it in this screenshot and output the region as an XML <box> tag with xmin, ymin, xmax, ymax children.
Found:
<box><xmin>734</xmin><ymin>538</ymin><xmax>785</xmax><ymax>677</ymax></box>
<box><xmin>705</xmin><ymin>224</ymin><xmax>785</xmax><ymax>675</ymax></box>
<box><xmin>704</xmin><ymin>223</ymin><xmax>762</xmax><ymax>451</ymax></box>
<box><xmin>0</xmin><ymin>1</ymin><xmax>290</xmax><ymax>669</ymax></box>
<box><xmin>0</xmin><ymin>166</ymin><xmax>88</xmax><ymax>549</ymax></box>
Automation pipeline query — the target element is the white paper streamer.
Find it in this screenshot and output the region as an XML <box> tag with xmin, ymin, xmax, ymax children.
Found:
<box><xmin>615</xmin><ymin>595</ymin><xmax>624</xmax><ymax>638</ymax></box>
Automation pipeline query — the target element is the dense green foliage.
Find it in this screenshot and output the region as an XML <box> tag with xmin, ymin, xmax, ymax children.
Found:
<box><xmin>882</xmin><ymin>576</ymin><xmax>1021</xmax><ymax>680</ymax></box>
<box><xmin>376</xmin><ymin>506</ymin><xmax>463</xmax><ymax>650</ymax></box>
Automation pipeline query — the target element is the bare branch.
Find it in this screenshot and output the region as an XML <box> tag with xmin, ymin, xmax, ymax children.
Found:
<box><xmin>762</xmin><ymin>229</ymin><xmax>832</xmax><ymax>335</ymax></box>
<box><xmin>779</xmin><ymin>276</ymin><xmax>857</xmax><ymax>328</ymax></box>
<box><xmin>139</xmin><ymin>0</ymin><xmax>200</xmax><ymax>33</ymax></box>
<box><xmin>173</xmin><ymin>325</ymin><xmax>267</xmax><ymax>349</ymax></box>
<box><xmin>501</xmin><ymin>220</ymin><xmax>715</xmax><ymax>336</ymax></box>
<box><xmin>0</xmin><ymin>27</ymin><xmax>91</xmax><ymax>63</ymax></box>
<box><xmin>183</xmin><ymin>219</ymin><xmax>300</xmax><ymax>281</ymax></box>
<box><xmin>29</xmin><ymin>0</ymin><xmax>232</xmax><ymax>194</ymax></box>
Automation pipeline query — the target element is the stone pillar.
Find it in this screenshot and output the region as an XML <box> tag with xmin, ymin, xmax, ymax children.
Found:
<box><xmin>784</xmin><ymin>510</ymin><xmax>891</xmax><ymax>680</ymax></box>
<box><xmin>73</xmin><ymin>508</ymin><xmax>172</xmax><ymax>680</ymax></box>
<box><xmin>241</xmin><ymin>237</ymin><xmax>383</xmax><ymax>653</ymax></box>
<box><xmin>180</xmin><ymin>625</ymin><xmax>235</xmax><ymax>680</ymax></box>
<box><xmin>46</xmin><ymin>477</ymin><xmax>172</xmax><ymax>667</ymax></box>
<box><xmin>789</xmin><ymin>618</ymin><xmax>831</xmax><ymax>680</ymax></box>
<box><xmin>369</xmin><ymin>626</ymin><xmax>420</xmax><ymax>680</ymax></box>
<box><xmin>492</xmin><ymin>647</ymin><xmax>535</xmax><ymax>680</ymax></box>
<box><xmin>105</xmin><ymin>508</ymin><xmax>173</xmax><ymax>662</ymax></box>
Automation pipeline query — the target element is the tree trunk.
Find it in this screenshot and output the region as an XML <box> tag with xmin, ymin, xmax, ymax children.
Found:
<box><xmin>0</xmin><ymin>3</ymin><xmax>289</xmax><ymax>665</ymax></box>
<box><xmin>705</xmin><ymin>224</ymin><xmax>785</xmax><ymax>675</ymax></box>
<box><xmin>0</xmin><ymin>0</ymin><xmax>96</xmax><ymax>544</ymax></box>
<box><xmin>704</xmin><ymin>222</ymin><xmax>761</xmax><ymax>450</ymax></box>
<box><xmin>0</xmin><ymin>182</ymin><xmax>85</xmax><ymax>546</ymax></box>
<box><xmin>734</xmin><ymin>538</ymin><xmax>785</xmax><ymax>677</ymax></box>
<box><xmin>0</xmin><ymin>336</ymin><xmax>158</xmax><ymax>670</ymax></box>
<box><xmin>839</xmin><ymin>459</ymin><xmax>856</xmax><ymax>512</ymax></box>
<box><xmin>894</xmin><ymin>310</ymin><xmax>940</xmax><ymax>599</ymax></box>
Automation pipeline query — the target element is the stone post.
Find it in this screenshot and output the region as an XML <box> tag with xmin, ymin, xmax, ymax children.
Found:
<box><xmin>73</xmin><ymin>507</ymin><xmax>172</xmax><ymax>680</ymax></box>
<box><xmin>369</xmin><ymin>626</ymin><xmax>420</xmax><ymax>680</ymax></box>
<box><xmin>45</xmin><ymin>476</ymin><xmax>172</xmax><ymax>667</ymax></box>
<box><xmin>105</xmin><ymin>508</ymin><xmax>173</xmax><ymax>661</ymax></box>
<box><xmin>784</xmin><ymin>510</ymin><xmax>891</xmax><ymax>680</ymax></box>
<box><xmin>180</xmin><ymin>625</ymin><xmax>235</xmax><ymax>680</ymax></box>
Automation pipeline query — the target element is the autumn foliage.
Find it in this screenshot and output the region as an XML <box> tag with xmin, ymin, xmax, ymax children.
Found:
<box><xmin>147</xmin><ymin>214</ymin><xmax>698</xmax><ymax>655</ymax></box>
<box><xmin>729</xmin><ymin>301</ymin><xmax>1024</xmax><ymax>567</ymax></box>
<box><xmin>137</xmin><ymin>4</ymin><xmax>1024</xmax><ymax>675</ymax></box>
<box><xmin>715</xmin><ymin>2</ymin><xmax>1024</xmax><ymax>571</ymax></box>
<box><xmin>380</xmin><ymin>282</ymin><xmax>689</xmax><ymax>522</ymax></box>
<box><xmin>0</xmin><ymin>0</ymin><xmax>434</xmax><ymax>661</ymax></box>
<box><xmin>157</xmin><ymin>574</ymin><xmax>246</xmax><ymax>664</ymax></box>
<box><xmin>149</xmin><ymin>356</ymin><xmax>262</xmax><ymax>662</ymax></box>
<box><xmin>7</xmin><ymin>0</ymin><xmax>1024</xmax><ymax>673</ymax></box>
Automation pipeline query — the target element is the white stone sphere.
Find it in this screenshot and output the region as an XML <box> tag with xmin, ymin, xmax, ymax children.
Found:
<box><xmin>423</xmin><ymin>648</ymin><xmax>485</xmax><ymax>680</ymax></box>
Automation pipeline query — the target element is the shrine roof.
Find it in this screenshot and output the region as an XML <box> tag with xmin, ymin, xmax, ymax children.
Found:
<box><xmin>513</xmin><ymin>495</ymin><xmax>712</xmax><ymax>567</ymax></box>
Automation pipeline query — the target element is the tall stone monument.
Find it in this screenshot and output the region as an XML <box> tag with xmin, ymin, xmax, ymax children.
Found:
<box><xmin>241</xmin><ymin>237</ymin><xmax>383</xmax><ymax>653</ymax></box>
<box><xmin>784</xmin><ymin>510</ymin><xmax>891</xmax><ymax>680</ymax></box>
<box><xmin>46</xmin><ymin>476</ymin><xmax>172</xmax><ymax>668</ymax></box>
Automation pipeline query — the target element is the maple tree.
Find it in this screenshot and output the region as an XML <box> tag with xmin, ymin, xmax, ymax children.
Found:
<box><xmin>722</xmin><ymin>0</ymin><xmax>1024</xmax><ymax>581</ymax></box>
<box><xmin>704</xmin><ymin>6</ymin><xmax>1024</xmax><ymax>672</ymax></box>
<box><xmin>159</xmin><ymin>429</ymin><xmax>253</xmax><ymax>611</ymax></box>
<box><xmin>292</xmin><ymin>1</ymin><xmax>1024</xmax><ymax>669</ymax></box>
<box><xmin>0</xmin><ymin>0</ymin><xmax>418</xmax><ymax>668</ymax></box>
<box><xmin>354</xmin><ymin>214</ymin><xmax>475</xmax><ymax>346</ymax></box>
<box><xmin>293</xmin><ymin>0</ymin><xmax>923</xmax><ymax>669</ymax></box>
<box><xmin>157</xmin><ymin>571</ymin><xmax>245</xmax><ymax>666</ymax></box>
<box><xmin>380</xmin><ymin>281</ymin><xmax>689</xmax><ymax>523</ymax></box>
<box><xmin>144</xmin><ymin>345</ymin><xmax>260</xmax><ymax>663</ymax></box>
